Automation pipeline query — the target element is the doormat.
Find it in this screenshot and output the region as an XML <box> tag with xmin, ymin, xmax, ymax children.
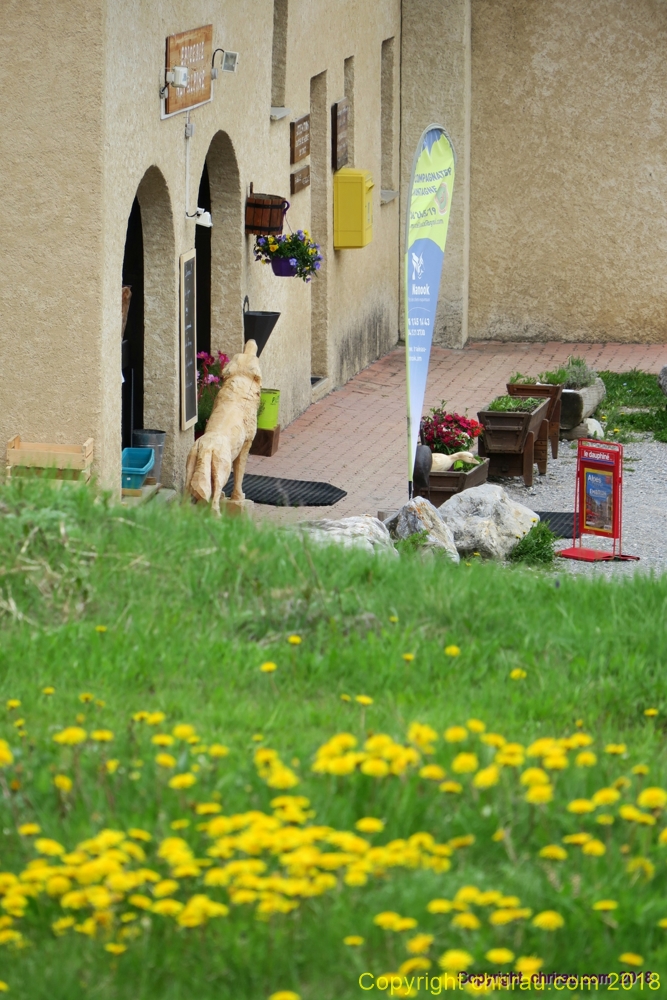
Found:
<box><xmin>223</xmin><ymin>474</ymin><xmax>347</xmax><ymax>507</ymax></box>
<box><xmin>534</xmin><ymin>511</ymin><xmax>580</xmax><ymax>539</ymax></box>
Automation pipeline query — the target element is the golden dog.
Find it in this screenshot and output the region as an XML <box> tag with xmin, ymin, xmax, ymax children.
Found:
<box><xmin>185</xmin><ymin>340</ymin><xmax>262</xmax><ymax>514</ymax></box>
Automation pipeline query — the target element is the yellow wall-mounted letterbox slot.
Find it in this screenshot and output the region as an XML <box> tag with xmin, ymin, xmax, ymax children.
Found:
<box><xmin>333</xmin><ymin>168</ymin><xmax>374</xmax><ymax>248</ymax></box>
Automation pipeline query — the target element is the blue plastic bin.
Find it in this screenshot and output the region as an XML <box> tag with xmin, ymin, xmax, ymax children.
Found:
<box><xmin>121</xmin><ymin>447</ymin><xmax>154</xmax><ymax>489</ymax></box>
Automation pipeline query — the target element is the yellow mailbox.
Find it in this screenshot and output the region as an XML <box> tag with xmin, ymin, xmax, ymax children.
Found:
<box><xmin>333</xmin><ymin>168</ymin><xmax>374</xmax><ymax>248</ymax></box>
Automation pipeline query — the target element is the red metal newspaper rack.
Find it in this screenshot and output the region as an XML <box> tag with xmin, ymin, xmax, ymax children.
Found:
<box><xmin>558</xmin><ymin>438</ymin><xmax>639</xmax><ymax>563</ymax></box>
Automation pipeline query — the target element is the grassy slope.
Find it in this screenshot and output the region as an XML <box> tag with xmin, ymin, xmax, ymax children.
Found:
<box><xmin>0</xmin><ymin>481</ymin><xmax>666</xmax><ymax>998</ymax></box>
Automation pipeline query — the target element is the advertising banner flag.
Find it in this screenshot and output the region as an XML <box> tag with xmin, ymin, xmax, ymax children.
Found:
<box><xmin>405</xmin><ymin>125</ymin><xmax>456</xmax><ymax>492</ymax></box>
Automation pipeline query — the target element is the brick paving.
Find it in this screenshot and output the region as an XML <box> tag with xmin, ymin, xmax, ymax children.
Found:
<box><xmin>247</xmin><ymin>341</ymin><xmax>666</xmax><ymax>523</ymax></box>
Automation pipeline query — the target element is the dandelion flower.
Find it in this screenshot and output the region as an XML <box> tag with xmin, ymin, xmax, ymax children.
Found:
<box><xmin>407</xmin><ymin>933</ymin><xmax>433</xmax><ymax>954</ymax></box>
<box><xmin>91</xmin><ymin>730</ymin><xmax>114</xmax><ymax>742</ymax></box>
<box><xmin>532</xmin><ymin>911</ymin><xmax>564</xmax><ymax>931</ymax></box>
<box><xmin>467</xmin><ymin>718</ymin><xmax>485</xmax><ymax>733</ymax></box>
<box><xmin>78</xmin><ymin>692</ymin><xmax>94</xmax><ymax>703</ymax></box>
<box><xmin>168</xmin><ymin>773</ymin><xmax>197</xmax><ymax>789</ymax></box>
<box><xmin>260</xmin><ymin>662</ymin><xmax>277</xmax><ymax>673</ymax></box>
<box><xmin>355</xmin><ymin>695</ymin><xmax>373</xmax><ymax>706</ymax></box>
<box><xmin>492</xmin><ymin>829</ymin><xmax>506</xmax><ymax>842</ymax></box>
<box><xmin>644</xmin><ymin>708</ymin><xmax>659</xmax><ymax>717</ymax></box>
<box><xmin>632</xmin><ymin>764</ymin><xmax>649</xmax><ymax>776</ymax></box>
<box><xmin>605</xmin><ymin>743</ymin><xmax>627</xmax><ymax>755</ymax></box>
<box><xmin>402</xmin><ymin>653</ymin><xmax>415</xmax><ymax>662</ymax></box>
<box><xmin>539</xmin><ymin>845</ymin><xmax>567</xmax><ymax>861</ymax></box>
<box><xmin>619</xmin><ymin>953</ymin><xmax>643</xmax><ymax>966</ymax></box>
<box><xmin>525</xmin><ymin>784</ymin><xmax>553</xmax><ymax>805</ymax></box>
<box><xmin>520</xmin><ymin>767</ymin><xmax>549</xmax><ymax>787</ymax></box>
<box><xmin>53</xmin><ymin>774</ymin><xmax>73</xmax><ymax>793</ymax></box>
<box><xmin>473</xmin><ymin>765</ymin><xmax>499</xmax><ymax>789</ymax></box>
<box><xmin>658</xmin><ymin>918</ymin><xmax>667</xmax><ymax>928</ymax></box>
<box><xmin>355</xmin><ymin>817</ymin><xmax>384</xmax><ymax>833</ymax></box>
<box><xmin>208</xmin><ymin>744</ymin><xmax>229</xmax><ymax>758</ymax></box>
<box><xmin>510</xmin><ymin>668</ymin><xmax>527</xmax><ymax>680</ymax></box>
<box><xmin>568</xmin><ymin>798</ymin><xmax>595</xmax><ymax>814</ymax></box>
<box><xmin>35</xmin><ymin>838</ymin><xmax>65</xmax><ymax>856</ymax></box>
<box><xmin>105</xmin><ymin>942</ymin><xmax>127</xmax><ymax>954</ymax></box>
<box><xmin>451</xmin><ymin>912</ymin><xmax>481</xmax><ymax>930</ymax></box>
<box><xmin>388</xmin><ymin>615</ymin><xmax>399</xmax><ymax>623</ymax></box>
<box><xmin>439</xmin><ymin>781</ymin><xmax>462</xmax><ymax>794</ymax></box>
<box><xmin>128</xmin><ymin>828</ymin><xmax>151</xmax><ymax>842</ymax></box>
<box><xmin>444</xmin><ymin>726</ymin><xmax>468</xmax><ymax>743</ymax></box>
<box><xmin>343</xmin><ymin>935</ymin><xmax>364</xmax><ymax>946</ymax></box>
<box><xmin>156</xmin><ymin>753</ymin><xmax>176</xmax><ymax>769</ymax></box>
<box><xmin>95</xmin><ymin>625</ymin><xmax>107</xmax><ymax>633</ymax></box>
<box><xmin>340</xmin><ymin>694</ymin><xmax>351</xmax><ymax>702</ymax></box>
<box><xmin>592</xmin><ymin>787</ymin><xmax>620</xmax><ymax>807</ymax></box>
<box><xmin>5</xmin><ymin>701</ymin><xmax>20</xmax><ymax>711</ymax></box>
<box><xmin>53</xmin><ymin>727</ymin><xmax>87</xmax><ymax>746</ymax></box>
<box><xmin>593</xmin><ymin>900</ymin><xmax>618</xmax><ymax>911</ymax></box>
<box><xmin>173</xmin><ymin>724</ymin><xmax>196</xmax><ymax>741</ymax></box>
<box><xmin>420</xmin><ymin>764</ymin><xmax>446</xmax><ymax>781</ymax></box>
<box><xmin>0</xmin><ymin>982</ymin><xmax>8</xmax><ymax>992</ymax></box>
<box><xmin>439</xmin><ymin>949</ymin><xmax>474</xmax><ymax>972</ymax></box>
<box><xmin>17</xmin><ymin>823</ymin><xmax>41</xmax><ymax>836</ymax></box>
<box><xmin>576</xmin><ymin>750</ymin><xmax>597</xmax><ymax>767</ymax></box>
<box><xmin>269</xmin><ymin>993</ymin><xmax>301</xmax><ymax>1000</ymax></box>
<box><xmin>452</xmin><ymin>752</ymin><xmax>478</xmax><ymax>773</ymax></box>
<box><xmin>515</xmin><ymin>957</ymin><xmax>543</xmax><ymax>976</ymax></box>
<box><xmin>42</xmin><ymin>687</ymin><xmax>55</xmax><ymax>695</ymax></box>
<box><xmin>427</xmin><ymin>899</ymin><xmax>452</xmax><ymax>914</ymax></box>
<box><xmin>582</xmin><ymin>839</ymin><xmax>606</xmax><ymax>856</ymax></box>
<box><xmin>486</xmin><ymin>948</ymin><xmax>514</xmax><ymax>964</ymax></box>
<box><xmin>105</xmin><ymin>760</ymin><xmax>119</xmax><ymax>774</ymax></box>
<box><xmin>287</xmin><ymin>635</ymin><xmax>302</xmax><ymax>645</ymax></box>
<box><xmin>146</xmin><ymin>712</ymin><xmax>165</xmax><ymax>725</ymax></box>
<box><xmin>637</xmin><ymin>787</ymin><xmax>667</xmax><ymax>810</ymax></box>
<box><xmin>374</xmin><ymin>911</ymin><xmax>402</xmax><ymax>930</ymax></box>
<box><xmin>444</xmin><ymin>645</ymin><xmax>460</xmax><ymax>657</ymax></box>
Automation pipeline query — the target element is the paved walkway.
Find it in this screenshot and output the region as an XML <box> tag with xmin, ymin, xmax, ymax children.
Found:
<box><xmin>247</xmin><ymin>341</ymin><xmax>665</xmax><ymax>523</ymax></box>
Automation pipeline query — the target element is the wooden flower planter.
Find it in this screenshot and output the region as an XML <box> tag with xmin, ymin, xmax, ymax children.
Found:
<box><xmin>414</xmin><ymin>458</ymin><xmax>490</xmax><ymax>508</ymax></box>
<box><xmin>6</xmin><ymin>436</ymin><xmax>94</xmax><ymax>483</ymax></box>
<box><xmin>477</xmin><ymin>397</ymin><xmax>550</xmax><ymax>487</ymax></box>
<box><xmin>506</xmin><ymin>382</ymin><xmax>563</xmax><ymax>459</ymax></box>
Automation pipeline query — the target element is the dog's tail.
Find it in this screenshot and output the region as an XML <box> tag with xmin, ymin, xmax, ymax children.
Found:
<box><xmin>186</xmin><ymin>439</ymin><xmax>213</xmax><ymax>503</ymax></box>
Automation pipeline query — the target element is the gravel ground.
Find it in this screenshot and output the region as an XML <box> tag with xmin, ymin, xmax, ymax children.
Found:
<box><xmin>502</xmin><ymin>437</ymin><xmax>667</xmax><ymax>577</ymax></box>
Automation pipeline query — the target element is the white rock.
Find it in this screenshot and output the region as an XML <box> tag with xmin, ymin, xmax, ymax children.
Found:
<box><xmin>383</xmin><ymin>497</ymin><xmax>460</xmax><ymax>563</ymax></box>
<box><xmin>300</xmin><ymin>516</ymin><xmax>398</xmax><ymax>556</ymax></box>
<box><xmin>439</xmin><ymin>483</ymin><xmax>539</xmax><ymax>559</ymax></box>
<box><xmin>561</xmin><ymin>417</ymin><xmax>604</xmax><ymax>440</ymax></box>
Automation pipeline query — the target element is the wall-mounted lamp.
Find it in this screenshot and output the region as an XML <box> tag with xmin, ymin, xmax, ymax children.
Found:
<box><xmin>211</xmin><ymin>47</ymin><xmax>239</xmax><ymax>79</ymax></box>
<box><xmin>186</xmin><ymin>207</ymin><xmax>213</xmax><ymax>228</ymax></box>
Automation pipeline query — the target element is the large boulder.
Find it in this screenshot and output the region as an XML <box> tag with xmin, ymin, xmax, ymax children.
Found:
<box><xmin>658</xmin><ymin>365</ymin><xmax>667</xmax><ymax>396</ymax></box>
<box><xmin>439</xmin><ymin>484</ymin><xmax>539</xmax><ymax>559</ymax></box>
<box><xmin>300</xmin><ymin>516</ymin><xmax>397</xmax><ymax>556</ymax></box>
<box><xmin>383</xmin><ymin>497</ymin><xmax>460</xmax><ymax>563</ymax></box>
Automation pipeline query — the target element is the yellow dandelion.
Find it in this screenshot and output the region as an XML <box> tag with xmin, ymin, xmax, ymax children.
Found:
<box><xmin>104</xmin><ymin>942</ymin><xmax>127</xmax><ymax>955</ymax></box>
<box><xmin>42</xmin><ymin>687</ymin><xmax>55</xmax><ymax>696</ymax></box>
<box><xmin>18</xmin><ymin>823</ymin><xmax>41</xmax><ymax>836</ymax></box>
<box><xmin>53</xmin><ymin>727</ymin><xmax>87</xmax><ymax>746</ymax></box>
<box><xmin>343</xmin><ymin>935</ymin><xmax>364</xmax><ymax>946</ymax></box>
<box><xmin>155</xmin><ymin>753</ymin><xmax>177</xmax><ymax>769</ymax></box>
<box><xmin>168</xmin><ymin>773</ymin><xmax>197</xmax><ymax>790</ymax></box>
<box><xmin>53</xmin><ymin>774</ymin><xmax>73</xmax><ymax>793</ymax></box>
<box><xmin>444</xmin><ymin>645</ymin><xmax>460</xmax><ymax>657</ymax></box>
<box><xmin>567</xmin><ymin>798</ymin><xmax>595</xmax><ymax>814</ymax></box>
<box><xmin>539</xmin><ymin>845</ymin><xmax>567</xmax><ymax>861</ymax></box>
<box><xmin>340</xmin><ymin>694</ymin><xmax>351</xmax><ymax>702</ymax></box>
<box><xmin>532</xmin><ymin>911</ymin><xmax>564</xmax><ymax>931</ymax></box>
<box><xmin>593</xmin><ymin>900</ymin><xmax>618</xmax><ymax>911</ymax></box>
<box><xmin>452</xmin><ymin>752</ymin><xmax>478</xmax><ymax>773</ymax></box>
<box><xmin>95</xmin><ymin>625</ymin><xmax>107</xmax><ymax>633</ymax></box>
<box><xmin>91</xmin><ymin>730</ymin><xmax>114</xmax><ymax>742</ymax></box>
<box><xmin>439</xmin><ymin>780</ymin><xmax>462</xmax><ymax>794</ymax></box>
<box><xmin>78</xmin><ymin>692</ymin><xmax>94</xmax><ymax>703</ymax></box>
<box><xmin>444</xmin><ymin>726</ymin><xmax>468</xmax><ymax>743</ymax></box>
<box><xmin>287</xmin><ymin>635</ymin><xmax>302</xmax><ymax>645</ymax></box>
<box><xmin>388</xmin><ymin>615</ymin><xmax>399</xmax><ymax>623</ymax></box>
<box><xmin>637</xmin><ymin>787</ymin><xmax>667</xmax><ymax>810</ymax></box>
<box><xmin>439</xmin><ymin>949</ymin><xmax>474</xmax><ymax>972</ymax></box>
<box><xmin>355</xmin><ymin>695</ymin><xmax>373</xmax><ymax>706</ymax></box>
<box><xmin>260</xmin><ymin>661</ymin><xmax>278</xmax><ymax>673</ymax></box>
<box><xmin>402</xmin><ymin>653</ymin><xmax>415</xmax><ymax>662</ymax></box>
<box><xmin>355</xmin><ymin>817</ymin><xmax>384</xmax><ymax>834</ymax></box>
<box><xmin>486</xmin><ymin>948</ymin><xmax>514</xmax><ymax>964</ymax></box>
<box><xmin>509</xmin><ymin>668</ymin><xmax>527</xmax><ymax>680</ymax></box>
<box><xmin>632</xmin><ymin>764</ymin><xmax>649</xmax><ymax>776</ymax></box>
<box><xmin>644</xmin><ymin>708</ymin><xmax>659</xmax><ymax>717</ymax></box>
<box><xmin>618</xmin><ymin>953</ymin><xmax>643</xmax><ymax>966</ymax></box>
<box><xmin>605</xmin><ymin>743</ymin><xmax>627</xmax><ymax>755</ymax></box>
<box><xmin>467</xmin><ymin>718</ymin><xmax>486</xmax><ymax>733</ymax></box>
<box><xmin>208</xmin><ymin>744</ymin><xmax>229</xmax><ymax>758</ymax></box>
<box><xmin>105</xmin><ymin>759</ymin><xmax>119</xmax><ymax>774</ymax></box>
<box><xmin>5</xmin><ymin>700</ymin><xmax>20</xmax><ymax>711</ymax></box>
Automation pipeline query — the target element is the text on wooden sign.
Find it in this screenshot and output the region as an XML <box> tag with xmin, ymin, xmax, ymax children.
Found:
<box><xmin>290</xmin><ymin>114</ymin><xmax>311</xmax><ymax>164</ymax></box>
<box><xmin>165</xmin><ymin>25</ymin><xmax>213</xmax><ymax>115</ymax></box>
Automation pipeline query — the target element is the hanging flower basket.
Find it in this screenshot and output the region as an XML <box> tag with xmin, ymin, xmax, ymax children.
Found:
<box><xmin>254</xmin><ymin>230</ymin><xmax>323</xmax><ymax>282</ymax></box>
<box><xmin>271</xmin><ymin>258</ymin><xmax>298</xmax><ymax>277</ymax></box>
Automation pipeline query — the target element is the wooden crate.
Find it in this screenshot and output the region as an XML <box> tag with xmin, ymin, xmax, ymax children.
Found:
<box><xmin>6</xmin><ymin>436</ymin><xmax>93</xmax><ymax>481</ymax></box>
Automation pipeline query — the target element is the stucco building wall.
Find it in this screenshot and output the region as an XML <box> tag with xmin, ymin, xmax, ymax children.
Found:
<box><xmin>468</xmin><ymin>0</ymin><xmax>667</xmax><ymax>344</ymax></box>
<box><xmin>2</xmin><ymin>0</ymin><xmax>401</xmax><ymax>489</ymax></box>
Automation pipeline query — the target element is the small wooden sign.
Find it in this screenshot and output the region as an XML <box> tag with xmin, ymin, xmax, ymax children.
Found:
<box><xmin>180</xmin><ymin>250</ymin><xmax>198</xmax><ymax>430</ymax></box>
<box><xmin>165</xmin><ymin>25</ymin><xmax>213</xmax><ymax>116</ymax></box>
<box><xmin>290</xmin><ymin>165</ymin><xmax>311</xmax><ymax>194</ymax></box>
<box><xmin>331</xmin><ymin>98</ymin><xmax>349</xmax><ymax>170</ymax></box>
<box><xmin>290</xmin><ymin>114</ymin><xmax>311</xmax><ymax>164</ymax></box>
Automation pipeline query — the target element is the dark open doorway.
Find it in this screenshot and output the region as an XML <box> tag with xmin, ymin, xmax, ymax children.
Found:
<box><xmin>121</xmin><ymin>197</ymin><xmax>144</xmax><ymax>448</ymax></box>
<box><xmin>195</xmin><ymin>161</ymin><xmax>212</xmax><ymax>358</ymax></box>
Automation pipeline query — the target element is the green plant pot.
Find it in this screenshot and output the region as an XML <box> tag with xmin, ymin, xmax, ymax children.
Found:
<box><xmin>257</xmin><ymin>389</ymin><xmax>280</xmax><ymax>430</ymax></box>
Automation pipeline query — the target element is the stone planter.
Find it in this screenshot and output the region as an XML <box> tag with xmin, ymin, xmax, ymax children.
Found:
<box><xmin>560</xmin><ymin>377</ymin><xmax>606</xmax><ymax>430</ymax></box>
<box><xmin>477</xmin><ymin>397</ymin><xmax>550</xmax><ymax>487</ymax></box>
<box><xmin>414</xmin><ymin>458</ymin><xmax>489</xmax><ymax>508</ymax></box>
<box><xmin>506</xmin><ymin>382</ymin><xmax>563</xmax><ymax>459</ymax></box>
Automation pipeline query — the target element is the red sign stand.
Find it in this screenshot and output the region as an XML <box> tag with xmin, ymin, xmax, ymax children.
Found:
<box><xmin>558</xmin><ymin>438</ymin><xmax>639</xmax><ymax>563</ymax></box>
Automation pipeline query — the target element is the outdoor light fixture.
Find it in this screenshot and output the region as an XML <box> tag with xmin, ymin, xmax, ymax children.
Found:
<box><xmin>211</xmin><ymin>47</ymin><xmax>239</xmax><ymax>79</ymax></box>
<box><xmin>166</xmin><ymin>66</ymin><xmax>189</xmax><ymax>88</ymax></box>
<box><xmin>186</xmin><ymin>207</ymin><xmax>212</xmax><ymax>228</ymax></box>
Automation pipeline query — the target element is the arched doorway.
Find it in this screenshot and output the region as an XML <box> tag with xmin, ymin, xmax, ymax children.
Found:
<box><xmin>121</xmin><ymin>198</ymin><xmax>144</xmax><ymax>448</ymax></box>
<box><xmin>120</xmin><ymin>167</ymin><xmax>177</xmax><ymax>484</ymax></box>
<box><xmin>197</xmin><ymin>131</ymin><xmax>242</xmax><ymax>360</ymax></box>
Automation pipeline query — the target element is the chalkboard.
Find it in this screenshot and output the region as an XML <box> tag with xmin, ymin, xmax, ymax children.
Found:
<box><xmin>180</xmin><ymin>250</ymin><xmax>197</xmax><ymax>429</ymax></box>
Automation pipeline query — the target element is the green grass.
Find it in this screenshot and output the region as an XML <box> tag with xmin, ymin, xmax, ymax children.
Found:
<box><xmin>508</xmin><ymin>522</ymin><xmax>556</xmax><ymax>566</ymax></box>
<box><xmin>0</xmin><ymin>480</ymin><xmax>667</xmax><ymax>998</ymax></box>
<box><xmin>597</xmin><ymin>370</ymin><xmax>667</xmax><ymax>444</ymax></box>
<box><xmin>486</xmin><ymin>396</ymin><xmax>542</xmax><ymax>413</ymax></box>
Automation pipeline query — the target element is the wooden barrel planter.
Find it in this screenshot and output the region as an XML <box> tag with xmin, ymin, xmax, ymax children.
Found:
<box><xmin>506</xmin><ymin>382</ymin><xmax>563</xmax><ymax>459</ymax></box>
<box><xmin>414</xmin><ymin>458</ymin><xmax>490</xmax><ymax>508</ymax></box>
<box><xmin>477</xmin><ymin>397</ymin><xmax>550</xmax><ymax>487</ymax></box>
<box><xmin>245</xmin><ymin>185</ymin><xmax>290</xmax><ymax>236</ymax></box>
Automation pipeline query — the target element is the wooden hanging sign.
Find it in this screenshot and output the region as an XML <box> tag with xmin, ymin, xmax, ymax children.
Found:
<box><xmin>164</xmin><ymin>25</ymin><xmax>213</xmax><ymax>116</ymax></box>
<box><xmin>290</xmin><ymin>114</ymin><xmax>311</xmax><ymax>164</ymax></box>
<box><xmin>290</xmin><ymin>165</ymin><xmax>311</xmax><ymax>194</ymax></box>
<box><xmin>331</xmin><ymin>98</ymin><xmax>349</xmax><ymax>170</ymax></box>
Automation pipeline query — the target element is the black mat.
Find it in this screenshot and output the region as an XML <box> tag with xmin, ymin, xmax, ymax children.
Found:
<box><xmin>223</xmin><ymin>474</ymin><xmax>347</xmax><ymax>507</ymax></box>
<box><xmin>535</xmin><ymin>511</ymin><xmax>580</xmax><ymax>539</ymax></box>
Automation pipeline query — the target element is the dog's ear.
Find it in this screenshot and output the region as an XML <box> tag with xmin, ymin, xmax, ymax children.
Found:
<box><xmin>244</xmin><ymin>339</ymin><xmax>258</xmax><ymax>357</ymax></box>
